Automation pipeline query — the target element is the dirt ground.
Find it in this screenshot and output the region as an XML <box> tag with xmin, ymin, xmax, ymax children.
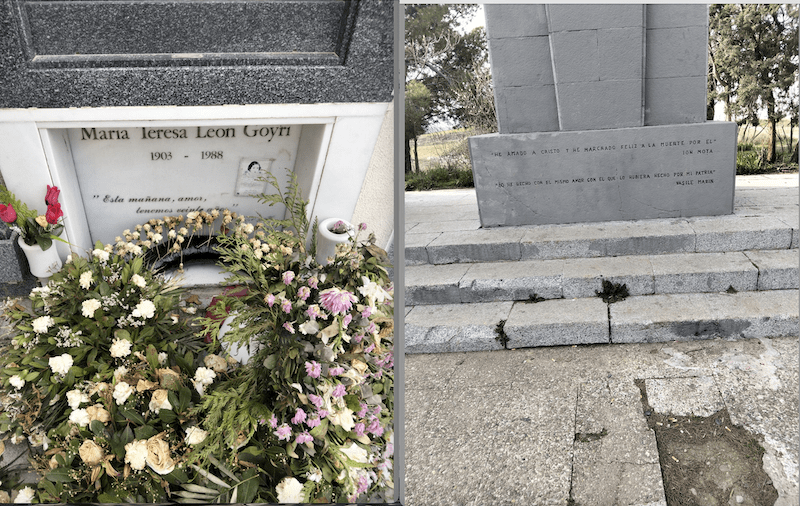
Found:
<box><xmin>636</xmin><ymin>380</ymin><xmax>778</xmax><ymax>506</ymax></box>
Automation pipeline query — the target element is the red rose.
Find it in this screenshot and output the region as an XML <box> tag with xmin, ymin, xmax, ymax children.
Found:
<box><xmin>45</xmin><ymin>185</ymin><xmax>61</xmax><ymax>206</ymax></box>
<box><xmin>0</xmin><ymin>203</ymin><xmax>16</xmax><ymax>223</ymax></box>
<box><xmin>45</xmin><ymin>203</ymin><xmax>63</xmax><ymax>225</ymax></box>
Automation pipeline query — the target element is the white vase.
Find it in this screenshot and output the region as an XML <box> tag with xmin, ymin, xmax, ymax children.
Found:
<box><xmin>316</xmin><ymin>218</ymin><xmax>354</xmax><ymax>265</ymax></box>
<box><xmin>17</xmin><ymin>237</ymin><xmax>62</xmax><ymax>279</ymax></box>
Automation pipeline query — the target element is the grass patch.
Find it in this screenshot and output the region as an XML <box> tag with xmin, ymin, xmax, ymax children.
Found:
<box><xmin>405</xmin><ymin>165</ymin><xmax>474</xmax><ymax>191</ymax></box>
<box><xmin>596</xmin><ymin>279</ymin><xmax>630</xmax><ymax>303</ymax></box>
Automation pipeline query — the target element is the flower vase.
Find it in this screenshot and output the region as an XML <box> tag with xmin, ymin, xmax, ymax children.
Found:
<box><xmin>17</xmin><ymin>237</ymin><xmax>62</xmax><ymax>281</ymax></box>
<box><xmin>317</xmin><ymin>218</ymin><xmax>354</xmax><ymax>265</ymax></box>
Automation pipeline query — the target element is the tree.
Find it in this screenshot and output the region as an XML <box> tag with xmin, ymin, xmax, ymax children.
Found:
<box><xmin>405</xmin><ymin>80</ymin><xmax>432</xmax><ymax>173</ymax></box>
<box><xmin>708</xmin><ymin>4</ymin><xmax>799</xmax><ymax>162</ymax></box>
<box><xmin>405</xmin><ymin>5</ymin><xmax>491</xmax><ymax>129</ymax></box>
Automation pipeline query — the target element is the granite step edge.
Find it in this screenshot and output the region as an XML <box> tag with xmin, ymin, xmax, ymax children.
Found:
<box><xmin>405</xmin><ymin>290</ymin><xmax>799</xmax><ymax>354</ymax></box>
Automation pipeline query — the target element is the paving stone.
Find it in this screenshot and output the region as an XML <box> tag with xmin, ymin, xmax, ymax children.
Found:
<box><xmin>610</xmin><ymin>291</ymin><xmax>799</xmax><ymax>344</ymax></box>
<box><xmin>407</xmin><ymin>219</ymin><xmax>480</xmax><ymax>234</ymax></box>
<box><xmin>405</xmin><ymin>263</ymin><xmax>470</xmax><ymax>306</ymax></box>
<box><xmin>426</xmin><ymin>229</ymin><xmax>524</xmax><ymax>264</ymax></box>
<box><xmin>645</xmin><ymin>376</ymin><xmax>725</xmax><ymax>417</ymax></box>
<box><xmin>505</xmin><ymin>298</ymin><xmax>609</xmax><ymax>347</ymax></box>
<box><xmin>404</xmin><ymin>232</ymin><xmax>438</xmax><ymax>265</ymax></box>
<box><xmin>405</xmin><ymin>302</ymin><xmax>512</xmax><ymax>354</ymax></box>
<box><xmin>689</xmin><ymin>215</ymin><xmax>793</xmax><ymax>252</ymax></box>
<box><xmin>520</xmin><ymin>219</ymin><xmax>696</xmax><ymax>260</ymax></box>
<box><xmin>650</xmin><ymin>251</ymin><xmax>758</xmax><ymax>293</ymax></box>
<box><xmin>562</xmin><ymin>255</ymin><xmax>654</xmax><ymax>298</ymax></box>
<box><xmin>458</xmin><ymin>259</ymin><xmax>563</xmax><ymax>303</ymax></box>
<box><xmin>744</xmin><ymin>249</ymin><xmax>799</xmax><ymax>290</ymax></box>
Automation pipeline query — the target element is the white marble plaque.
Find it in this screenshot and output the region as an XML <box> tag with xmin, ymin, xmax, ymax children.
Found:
<box><xmin>69</xmin><ymin>124</ymin><xmax>300</xmax><ymax>243</ymax></box>
<box><xmin>469</xmin><ymin>122</ymin><xmax>737</xmax><ymax>226</ymax></box>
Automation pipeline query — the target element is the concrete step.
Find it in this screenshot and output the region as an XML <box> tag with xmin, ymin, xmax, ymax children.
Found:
<box><xmin>406</xmin><ymin>213</ymin><xmax>798</xmax><ymax>265</ymax></box>
<box><xmin>404</xmin><ymin>289</ymin><xmax>799</xmax><ymax>354</ymax></box>
<box><xmin>406</xmin><ymin>249</ymin><xmax>799</xmax><ymax>306</ymax></box>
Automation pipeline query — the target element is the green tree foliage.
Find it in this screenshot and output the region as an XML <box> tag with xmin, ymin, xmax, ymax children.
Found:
<box><xmin>708</xmin><ymin>4</ymin><xmax>799</xmax><ymax>162</ymax></box>
<box><xmin>404</xmin><ymin>5</ymin><xmax>494</xmax><ymax>130</ymax></box>
<box><xmin>405</xmin><ymin>80</ymin><xmax>432</xmax><ymax>173</ymax></box>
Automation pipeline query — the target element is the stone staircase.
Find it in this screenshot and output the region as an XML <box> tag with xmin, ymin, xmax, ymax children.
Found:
<box><xmin>404</xmin><ymin>176</ymin><xmax>799</xmax><ymax>353</ymax></box>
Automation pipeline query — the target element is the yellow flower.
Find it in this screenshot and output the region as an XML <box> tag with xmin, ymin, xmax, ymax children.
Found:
<box><xmin>35</xmin><ymin>215</ymin><xmax>48</xmax><ymax>228</ymax></box>
<box><xmin>86</xmin><ymin>404</ymin><xmax>111</xmax><ymax>424</ymax></box>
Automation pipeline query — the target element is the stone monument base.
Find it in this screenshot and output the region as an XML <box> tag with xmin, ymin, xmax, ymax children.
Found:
<box><xmin>469</xmin><ymin>122</ymin><xmax>737</xmax><ymax>227</ymax></box>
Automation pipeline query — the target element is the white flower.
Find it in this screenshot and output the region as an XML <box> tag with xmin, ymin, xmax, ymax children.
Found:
<box><xmin>79</xmin><ymin>271</ymin><xmax>93</xmax><ymax>290</ymax></box>
<box><xmin>131</xmin><ymin>274</ymin><xmax>147</xmax><ymax>288</ymax></box>
<box><xmin>185</xmin><ymin>426</ymin><xmax>208</xmax><ymax>445</ymax></box>
<box><xmin>275</xmin><ymin>476</ymin><xmax>305</xmax><ymax>504</ymax></box>
<box><xmin>329</xmin><ymin>406</ymin><xmax>355</xmax><ymax>432</ymax></box>
<box><xmin>109</xmin><ymin>338</ymin><xmax>133</xmax><ymax>358</ymax></box>
<box><xmin>124</xmin><ymin>439</ymin><xmax>148</xmax><ymax>471</ymax></box>
<box><xmin>66</xmin><ymin>389</ymin><xmax>89</xmax><ymax>410</ymax></box>
<box><xmin>114</xmin><ymin>366</ymin><xmax>128</xmax><ymax>382</ymax></box>
<box><xmin>306</xmin><ymin>469</ymin><xmax>323</xmax><ymax>482</ymax></box>
<box><xmin>81</xmin><ymin>299</ymin><xmax>102</xmax><ymax>318</ymax></box>
<box><xmin>152</xmin><ymin>233</ymin><xmax>163</xmax><ymax>243</ymax></box>
<box><xmin>32</xmin><ymin>315</ymin><xmax>54</xmax><ymax>334</ymax></box>
<box><xmin>13</xmin><ymin>486</ymin><xmax>35</xmax><ymax>504</ymax></box>
<box><xmin>69</xmin><ymin>408</ymin><xmax>91</xmax><ymax>427</ymax></box>
<box><xmin>157</xmin><ymin>352</ymin><xmax>168</xmax><ymax>365</ymax></box>
<box><xmin>148</xmin><ymin>389</ymin><xmax>172</xmax><ymax>413</ymax></box>
<box><xmin>168</xmin><ymin>229</ymin><xmax>177</xmax><ymax>239</ymax></box>
<box><xmin>113</xmin><ymin>381</ymin><xmax>135</xmax><ymax>405</ymax></box>
<box><xmin>9</xmin><ymin>375</ymin><xmax>25</xmax><ymax>389</ymax></box>
<box><xmin>358</xmin><ymin>276</ymin><xmax>391</xmax><ymax>307</ymax></box>
<box><xmin>132</xmin><ymin>300</ymin><xmax>156</xmax><ymax>319</ymax></box>
<box><xmin>194</xmin><ymin>367</ymin><xmax>216</xmax><ymax>385</ymax></box>
<box><xmin>203</xmin><ymin>354</ymin><xmax>227</xmax><ymax>373</ymax></box>
<box><xmin>49</xmin><ymin>353</ymin><xmax>73</xmax><ymax>375</ymax></box>
<box><xmin>298</xmin><ymin>320</ymin><xmax>320</xmax><ymax>335</ymax></box>
<box><xmin>145</xmin><ymin>435</ymin><xmax>175</xmax><ymax>475</ymax></box>
<box><xmin>92</xmin><ymin>249</ymin><xmax>110</xmax><ymax>262</ymax></box>
<box><xmin>340</xmin><ymin>442</ymin><xmax>369</xmax><ymax>464</ymax></box>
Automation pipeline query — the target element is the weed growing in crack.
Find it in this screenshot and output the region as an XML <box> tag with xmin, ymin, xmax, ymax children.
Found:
<box><xmin>528</xmin><ymin>293</ymin><xmax>546</xmax><ymax>303</ymax></box>
<box><xmin>495</xmin><ymin>319</ymin><xmax>509</xmax><ymax>348</ymax></box>
<box><xmin>596</xmin><ymin>279</ymin><xmax>629</xmax><ymax>303</ymax></box>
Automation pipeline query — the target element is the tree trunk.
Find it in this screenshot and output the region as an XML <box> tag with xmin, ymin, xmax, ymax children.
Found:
<box><xmin>413</xmin><ymin>136</ymin><xmax>420</xmax><ymax>174</ymax></box>
<box><xmin>767</xmin><ymin>99</ymin><xmax>777</xmax><ymax>163</ymax></box>
<box><xmin>405</xmin><ymin>137</ymin><xmax>412</xmax><ymax>173</ymax></box>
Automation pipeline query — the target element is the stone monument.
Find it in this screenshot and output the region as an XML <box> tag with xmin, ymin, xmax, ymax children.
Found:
<box><xmin>0</xmin><ymin>0</ymin><xmax>394</xmax><ymax>260</ymax></box>
<box><xmin>469</xmin><ymin>4</ymin><xmax>737</xmax><ymax>227</ymax></box>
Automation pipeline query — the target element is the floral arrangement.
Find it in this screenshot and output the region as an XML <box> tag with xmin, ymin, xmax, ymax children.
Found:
<box><xmin>0</xmin><ymin>172</ymin><xmax>394</xmax><ymax>503</ymax></box>
<box><xmin>193</xmin><ymin>172</ymin><xmax>394</xmax><ymax>503</ymax></box>
<box><xmin>0</xmin><ymin>185</ymin><xmax>64</xmax><ymax>250</ymax></box>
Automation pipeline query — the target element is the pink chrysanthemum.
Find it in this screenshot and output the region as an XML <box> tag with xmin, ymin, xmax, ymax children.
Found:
<box><xmin>328</xmin><ymin>366</ymin><xmax>344</xmax><ymax>376</ymax></box>
<box><xmin>281</xmin><ymin>299</ymin><xmax>292</xmax><ymax>314</ymax></box>
<box><xmin>306</xmin><ymin>305</ymin><xmax>324</xmax><ymax>320</ymax></box>
<box><xmin>283</xmin><ymin>322</ymin><xmax>295</xmax><ymax>334</ymax></box>
<box><xmin>282</xmin><ymin>270</ymin><xmax>295</xmax><ymax>285</ymax></box>
<box><xmin>308</xmin><ymin>393</ymin><xmax>323</xmax><ymax>407</ymax></box>
<box><xmin>274</xmin><ymin>424</ymin><xmax>292</xmax><ymax>441</ymax></box>
<box><xmin>342</xmin><ymin>314</ymin><xmax>352</xmax><ymax>328</ymax></box>
<box><xmin>265</xmin><ymin>293</ymin><xmax>276</xmax><ymax>308</ymax></box>
<box><xmin>318</xmin><ymin>287</ymin><xmax>357</xmax><ymax>315</ymax></box>
<box><xmin>297</xmin><ymin>286</ymin><xmax>311</xmax><ymax>301</ymax></box>
<box><xmin>269</xmin><ymin>414</ymin><xmax>278</xmax><ymax>428</ymax></box>
<box><xmin>307</xmin><ymin>416</ymin><xmax>321</xmax><ymax>428</ymax></box>
<box><xmin>305</xmin><ymin>361</ymin><xmax>321</xmax><ymax>379</ymax></box>
<box><xmin>361</xmin><ymin>306</ymin><xmax>373</xmax><ymax>319</ymax></box>
<box><xmin>354</xmin><ymin>422</ymin><xmax>366</xmax><ymax>437</ymax></box>
<box><xmin>295</xmin><ymin>432</ymin><xmax>313</xmax><ymax>445</ymax></box>
<box><xmin>308</xmin><ymin>276</ymin><xmax>319</xmax><ymax>290</ymax></box>
<box><xmin>332</xmin><ymin>384</ymin><xmax>346</xmax><ymax>398</ymax></box>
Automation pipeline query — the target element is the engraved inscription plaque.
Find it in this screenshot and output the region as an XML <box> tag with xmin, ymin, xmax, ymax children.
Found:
<box><xmin>69</xmin><ymin>124</ymin><xmax>301</xmax><ymax>243</ymax></box>
<box><xmin>469</xmin><ymin>122</ymin><xmax>737</xmax><ymax>227</ymax></box>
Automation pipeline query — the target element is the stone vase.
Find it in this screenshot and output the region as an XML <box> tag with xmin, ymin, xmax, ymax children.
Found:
<box><xmin>316</xmin><ymin>218</ymin><xmax>354</xmax><ymax>265</ymax></box>
<box><xmin>17</xmin><ymin>237</ymin><xmax>62</xmax><ymax>279</ymax></box>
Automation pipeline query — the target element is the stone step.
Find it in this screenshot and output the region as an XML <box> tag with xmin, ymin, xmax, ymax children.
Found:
<box><xmin>406</xmin><ymin>249</ymin><xmax>799</xmax><ymax>306</ymax></box>
<box><xmin>406</xmin><ymin>213</ymin><xmax>797</xmax><ymax>265</ymax></box>
<box><xmin>404</xmin><ymin>289</ymin><xmax>799</xmax><ymax>354</ymax></box>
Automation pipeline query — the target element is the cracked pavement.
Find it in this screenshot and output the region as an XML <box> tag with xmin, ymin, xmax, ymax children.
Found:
<box><xmin>404</xmin><ymin>336</ymin><xmax>798</xmax><ymax>506</ymax></box>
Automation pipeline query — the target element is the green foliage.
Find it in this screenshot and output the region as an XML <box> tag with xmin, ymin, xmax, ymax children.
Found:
<box><xmin>405</xmin><ymin>165</ymin><xmax>474</xmax><ymax>191</ymax></box>
<box><xmin>494</xmin><ymin>319</ymin><xmax>509</xmax><ymax>349</ymax></box>
<box><xmin>596</xmin><ymin>279</ymin><xmax>629</xmax><ymax>303</ymax></box>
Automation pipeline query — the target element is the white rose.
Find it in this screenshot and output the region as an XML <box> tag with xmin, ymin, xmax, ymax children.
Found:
<box><xmin>124</xmin><ymin>439</ymin><xmax>148</xmax><ymax>471</ymax></box>
<box><xmin>9</xmin><ymin>375</ymin><xmax>25</xmax><ymax>390</ymax></box>
<box><xmin>340</xmin><ymin>442</ymin><xmax>369</xmax><ymax>464</ymax></box>
<box><xmin>79</xmin><ymin>271</ymin><xmax>93</xmax><ymax>290</ymax></box>
<box><xmin>49</xmin><ymin>353</ymin><xmax>73</xmax><ymax>375</ymax></box>
<box><xmin>81</xmin><ymin>299</ymin><xmax>102</xmax><ymax>318</ymax></box>
<box><xmin>145</xmin><ymin>435</ymin><xmax>175</xmax><ymax>475</ymax></box>
<box><xmin>86</xmin><ymin>404</ymin><xmax>111</xmax><ymax>424</ymax></box>
<box><xmin>157</xmin><ymin>352</ymin><xmax>168</xmax><ymax>365</ymax></box>
<box><xmin>358</xmin><ymin>276</ymin><xmax>391</xmax><ymax>307</ymax></box>
<box><xmin>203</xmin><ymin>354</ymin><xmax>227</xmax><ymax>373</ymax></box>
<box><xmin>13</xmin><ymin>486</ymin><xmax>35</xmax><ymax>504</ymax></box>
<box><xmin>69</xmin><ymin>408</ymin><xmax>90</xmax><ymax>427</ymax></box>
<box><xmin>184</xmin><ymin>426</ymin><xmax>208</xmax><ymax>445</ymax></box>
<box><xmin>112</xmin><ymin>381</ymin><xmax>135</xmax><ymax>405</ymax></box>
<box><xmin>32</xmin><ymin>315</ymin><xmax>54</xmax><ymax>334</ymax></box>
<box><xmin>131</xmin><ymin>274</ymin><xmax>146</xmax><ymax>289</ymax></box>
<box><xmin>79</xmin><ymin>439</ymin><xmax>105</xmax><ymax>467</ymax></box>
<box><xmin>329</xmin><ymin>406</ymin><xmax>355</xmax><ymax>432</ymax></box>
<box><xmin>275</xmin><ymin>476</ymin><xmax>305</xmax><ymax>504</ymax></box>
<box><xmin>152</xmin><ymin>233</ymin><xmax>163</xmax><ymax>243</ymax></box>
<box><xmin>66</xmin><ymin>389</ymin><xmax>89</xmax><ymax>410</ymax></box>
<box><xmin>92</xmin><ymin>249</ymin><xmax>110</xmax><ymax>262</ymax></box>
<box><xmin>194</xmin><ymin>367</ymin><xmax>216</xmax><ymax>385</ymax></box>
<box><xmin>132</xmin><ymin>300</ymin><xmax>156</xmax><ymax>319</ymax></box>
<box><xmin>114</xmin><ymin>366</ymin><xmax>128</xmax><ymax>382</ymax></box>
<box><xmin>109</xmin><ymin>338</ymin><xmax>133</xmax><ymax>358</ymax></box>
<box><xmin>148</xmin><ymin>389</ymin><xmax>172</xmax><ymax>414</ymax></box>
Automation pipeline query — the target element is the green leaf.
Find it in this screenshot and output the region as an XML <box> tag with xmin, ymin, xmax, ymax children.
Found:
<box><xmin>236</xmin><ymin>468</ymin><xmax>260</xmax><ymax>503</ymax></box>
<box><xmin>344</xmin><ymin>394</ymin><xmax>360</xmax><ymax>413</ymax></box>
<box><xmin>118</xmin><ymin>407</ymin><xmax>146</xmax><ymax>425</ymax></box>
<box><xmin>134</xmin><ymin>424</ymin><xmax>157</xmax><ymax>440</ymax></box>
<box><xmin>178</xmin><ymin>386</ymin><xmax>191</xmax><ymax>412</ymax></box>
<box><xmin>45</xmin><ymin>468</ymin><xmax>74</xmax><ymax>483</ymax></box>
<box><xmin>89</xmin><ymin>419</ymin><xmax>106</xmax><ymax>436</ymax></box>
<box><xmin>39</xmin><ymin>479</ymin><xmax>58</xmax><ymax>497</ymax></box>
<box><xmin>309</xmin><ymin>418</ymin><xmax>328</xmax><ymax>439</ymax></box>
<box><xmin>163</xmin><ymin>466</ymin><xmax>189</xmax><ymax>485</ymax></box>
<box><xmin>158</xmin><ymin>409</ymin><xmax>177</xmax><ymax>423</ymax></box>
<box><xmin>98</xmin><ymin>492</ymin><xmax>121</xmax><ymax>503</ymax></box>
<box><xmin>372</xmin><ymin>382</ymin><xmax>383</xmax><ymax>394</ymax></box>
<box><xmin>263</xmin><ymin>354</ymin><xmax>278</xmax><ymax>369</ymax></box>
<box><xmin>24</xmin><ymin>370</ymin><xmax>40</xmax><ymax>382</ymax></box>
